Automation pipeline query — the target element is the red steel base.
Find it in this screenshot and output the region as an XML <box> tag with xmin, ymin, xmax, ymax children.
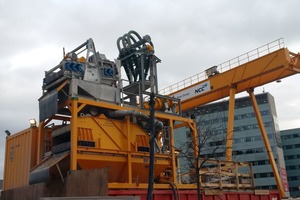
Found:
<box><xmin>109</xmin><ymin>189</ymin><xmax>280</xmax><ymax>200</ymax></box>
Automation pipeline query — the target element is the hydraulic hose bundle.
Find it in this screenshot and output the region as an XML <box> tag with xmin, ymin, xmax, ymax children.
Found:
<box><xmin>117</xmin><ymin>30</ymin><xmax>154</xmax><ymax>83</ymax></box>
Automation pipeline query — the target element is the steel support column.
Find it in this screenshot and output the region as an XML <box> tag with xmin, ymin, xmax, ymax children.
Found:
<box><xmin>247</xmin><ymin>89</ymin><xmax>285</xmax><ymax>198</ymax></box>
<box><xmin>126</xmin><ymin>116</ymin><xmax>132</xmax><ymax>183</ymax></box>
<box><xmin>190</xmin><ymin>122</ymin><xmax>199</xmax><ymax>162</ymax></box>
<box><xmin>226</xmin><ymin>86</ymin><xmax>236</xmax><ymax>161</ymax></box>
<box><xmin>169</xmin><ymin>119</ymin><xmax>177</xmax><ymax>183</ymax></box>
<box><xmin>70</xmin><ymin>98</ymin><xmax>78</xmax><ymax>170</ymax></box>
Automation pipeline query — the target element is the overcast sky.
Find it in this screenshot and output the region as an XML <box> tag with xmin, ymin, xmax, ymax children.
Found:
<box><xmin>1</xmin><ymin>0</ymin><xmax>300</xmax><ymax>179</ymax></box>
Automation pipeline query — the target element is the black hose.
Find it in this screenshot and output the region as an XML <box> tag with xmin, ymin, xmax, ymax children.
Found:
<box><xmin>117</xmin><ymin>30</ymin><xmax>145</xmax><ymax>52</ymax></box>
<box><xmin>147</xmin><ymin>93</ymin><xmax>155</xmax><ymax>200</ymax></box>
<box><xmin>168</xmin><ymin>182</ymin><xmax>179</xmax><ymax>200</ymax></box>
<box><xmin>117</xmin><ymin>30</ymin><xmax>154</xmax><ymax>83</ymax></box>
<box><xmin>108</xmin><ymin>110</ymin><xmax>163</xmax><ymax>131</ymax></box>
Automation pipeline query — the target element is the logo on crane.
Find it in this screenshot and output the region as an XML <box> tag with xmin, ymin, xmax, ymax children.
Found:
<box><xmin>195</xmin><ymin>83</ymin><xmax>208</xmax><ymax>94</ymax></box>
<box><xmin>173</xmin><ymin>81</ymin><xmax>211</xmax><ymax>101</ymax></box>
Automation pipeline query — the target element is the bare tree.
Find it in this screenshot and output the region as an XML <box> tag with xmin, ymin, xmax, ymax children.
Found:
<box><xmin>175</xmin><ymin>112</ymin><xmax>227</xmax><ymax>200</ymax></box>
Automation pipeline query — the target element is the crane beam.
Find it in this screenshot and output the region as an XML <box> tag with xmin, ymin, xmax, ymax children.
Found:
<box><xmin>171</xmin><ymin>48</ymin><xmax>300</xmax><ymax>111</ymax></box>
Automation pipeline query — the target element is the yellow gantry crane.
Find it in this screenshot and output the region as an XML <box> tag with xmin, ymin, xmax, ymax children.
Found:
<box><xmin>160</xmin><ymin>38</ymin><xmax>300</xmax><ymax>198</ymax></box>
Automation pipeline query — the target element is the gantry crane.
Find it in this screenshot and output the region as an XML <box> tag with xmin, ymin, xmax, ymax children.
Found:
<box><xmin>160</xmin><ymin>38</ymin><xmax>300</xmax><ymax>198</ymax></box>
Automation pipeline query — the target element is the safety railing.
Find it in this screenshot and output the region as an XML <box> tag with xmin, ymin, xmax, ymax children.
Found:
<box><xmin>159</xmin><ymin>38</ymin><xmax>284</xmax><ymax>95</ymax></box>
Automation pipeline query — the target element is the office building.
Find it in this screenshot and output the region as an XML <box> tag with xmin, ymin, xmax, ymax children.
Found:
<box><xmin>281</xmin><ymin>128</ymin><xmax>300</xmax><ymax>197</ymax></box>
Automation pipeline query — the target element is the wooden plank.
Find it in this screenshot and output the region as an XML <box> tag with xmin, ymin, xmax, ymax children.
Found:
<box><xmin>254</xmin><ymin>189</ymin><xmax>270</xmax><ymax>195</ymax></box>
<box><xmin>1</xmin><ymin>168</ymin><xmax>108</xmax><ymax>200</ymax></box>
<box><xmin>1</xmin><ymin>182</ymin><xmax>46</xmax><ymax>200</ymax></box>
<box><xmin>65</xmin><ymin>168</ymin><xmax>108</xmax><ymax>197</ymax></box>
<box><xmin>204</xmin><ymin>189</ymin><xmax>223</xmax><ymax>195</ymax></box>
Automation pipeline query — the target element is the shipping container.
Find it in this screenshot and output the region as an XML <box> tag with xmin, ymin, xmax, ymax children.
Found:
<box><xmin>3</xmin><ymin>128</ymin><xmax>38</xmax><ymax>190</ymax></box>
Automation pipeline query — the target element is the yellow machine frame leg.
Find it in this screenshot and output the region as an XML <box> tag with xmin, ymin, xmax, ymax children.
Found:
<box><xmin>126</xmin><ymin>116</ymin><xmax>132</xmax><ymax>184</ymax></box>
<box><xmin>169</xmin><ymin>119</ymin><xmax>177</xmax><ymax>182</ymax></box>
<box><xmin>70</xmin><ymin>98</ymin><xmax>78</xmax><ymax>171</ymax></box>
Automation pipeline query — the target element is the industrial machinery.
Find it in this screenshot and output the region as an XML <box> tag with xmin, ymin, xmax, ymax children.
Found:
<box><xmin>25</xmin><ymin>31</ymin><xmax>187</xmax><ymax>186</ymax></box>
<box><xmin>3</xmin><ymin>31</ymin><xmax>298</xmax><ymax>200</ymax></box>
<box><xmin>3</xmin><ymin>31</ymin><xmax>200</xmax><ymax>199</ymax></box>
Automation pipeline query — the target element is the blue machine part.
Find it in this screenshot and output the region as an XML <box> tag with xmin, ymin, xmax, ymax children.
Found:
<box><xmin>64</xmin><ymin>61</ymin><xmax>84</xmax><ymax>74</ymax></box>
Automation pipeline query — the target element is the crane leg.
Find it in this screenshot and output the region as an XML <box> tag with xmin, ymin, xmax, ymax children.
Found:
<box><xmin>225</xmin><ymin>86</ymin><xmax>236</xmax><ymax>161</ymax></box>
<box><xmin>247</xmin><ymin>89</ymin><xmax>286</xmax><ymax>198</ymax></box>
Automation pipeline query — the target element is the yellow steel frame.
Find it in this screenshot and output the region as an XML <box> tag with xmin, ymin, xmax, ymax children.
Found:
<box><xmin>37</xmin><ymin>94</ymin><xmax>198</xmax><ymax>189</ymax></box>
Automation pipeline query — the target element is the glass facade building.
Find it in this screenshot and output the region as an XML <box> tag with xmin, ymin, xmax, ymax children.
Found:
<box><xmin>174</xmin><ymin>92</ymin><xmax>289</xmax><ymax>195</ymax></box>
<box><xmin>281</xmin><ymin>128</ymin><xmax>300</xmax><ymax>197</ymax></box>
